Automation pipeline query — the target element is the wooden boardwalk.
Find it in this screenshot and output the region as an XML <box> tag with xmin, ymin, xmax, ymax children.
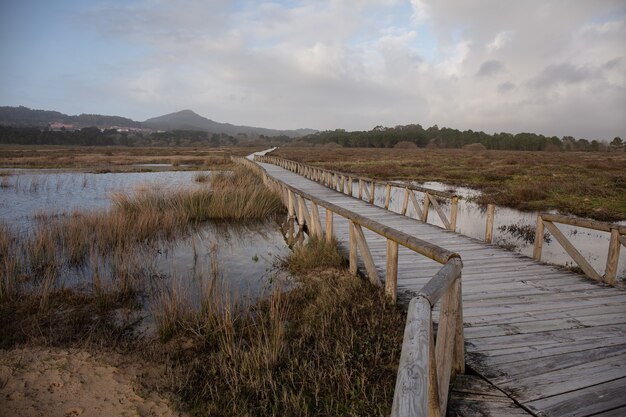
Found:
<box><xmin>256</xmin><ymin>159</ymin><xmax>626</xmax><ymax>417</ymax></box>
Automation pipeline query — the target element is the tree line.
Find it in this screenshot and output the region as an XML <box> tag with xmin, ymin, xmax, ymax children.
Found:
<box><xmin>297</xmin><ymin>124</ymin><xmax>621</xmax><ymax>151</ymax></box>
<box><xmin>0</xmin><ymin>126</ymin><xmax>293</xmax><ymax>147</ymax></box>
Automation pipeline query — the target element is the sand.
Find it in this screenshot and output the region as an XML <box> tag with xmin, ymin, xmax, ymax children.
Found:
<box><xmin>0</xmin><ymin>347</ymin><xmax>183</xmax><ymax>417</ymax></box>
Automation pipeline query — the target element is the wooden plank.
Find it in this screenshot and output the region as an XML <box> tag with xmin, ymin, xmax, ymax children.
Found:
<box><xmin>488</xmin><ymin>344</ymin><xmax>626</xmax><ymax>383</ymax></box>
<box><xmin>524</xmin><ymin>377</ymin><xmax>626</xmax><ymax>417</ymax></box>
<box><xmin>591</xmin><ymin>406</ymin><xmax>626</xmax><ymax>417</ymax></box>
<box><xmin>501</xmin><ymin>353</ymin><xmax>626</xmax><ymax>403</ymax></box>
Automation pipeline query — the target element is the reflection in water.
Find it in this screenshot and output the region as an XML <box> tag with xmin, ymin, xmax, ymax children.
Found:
<box><xmin>0</xmin><ymin>169</ymin><xmax>214</xmax><ymax>232</ymax></box>
<box><xmin>0</xmin><ymin>169</ymin><xmax>294</xmax><ymax>308</ymax></box>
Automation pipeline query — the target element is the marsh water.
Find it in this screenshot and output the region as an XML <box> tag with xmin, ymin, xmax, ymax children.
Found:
<box><xmin>0</xmin><ymin>169</ymin><xmax>292</xmax><ymax>301</ymax></box>
<box><xmin>358</xmin><ymin>180</ymin><xmax>626</xmax><ymax>280</ymax></box>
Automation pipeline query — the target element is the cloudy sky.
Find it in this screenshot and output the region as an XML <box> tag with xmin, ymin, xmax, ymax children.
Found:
<box><xmin>1</xmin><ymin>0</ymin><xmax>624</xmax><ymax>139</ymax></box>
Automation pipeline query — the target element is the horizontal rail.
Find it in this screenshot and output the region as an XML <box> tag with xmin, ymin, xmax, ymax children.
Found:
<box><xmin>260</xmin><ymin>154</ymin><xmax>457</xmax><ymax>199</ymax></box>
<box><xmin>533</xmin><ymin>213</ymin><xmax>625</xmax><ymax>285</ymax></box>
<box><xmin>238</xmin><ymin>154</ymin><xmax>465</xmax><ymax>416</ymax></box>
<box><xmin>540</xmin><ymin>213</ymin><xmax>626</xmax><ymax>235</ymax></box>
<box><xmin>393</xmin><ymin>259</ymin><xmax>463</xmax><ymax>417</ymax></box>
<box><xmin>256</xmin><ymin>154</ymin><xmax>461</xmax><ymax>232</ymax></box>
<box><xmin>249</xmin><ymin>157</ymin><xmax>459</xmax><ymax>264</ymax></box>
<box><xmin>417</xmin><ymin>258</ymin><xmax>464</xmax><ymax>306</ymax></box>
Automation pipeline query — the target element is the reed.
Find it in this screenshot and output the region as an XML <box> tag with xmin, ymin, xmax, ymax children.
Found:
<box><xmin>160</xmin><ymin>238</ymin><xmax>405</xmax><ymax>417</ymax></box>
<box><xmin>284</xmin><ymin>236</ymin><xmax>346</xmax><ymax>274</ymax></box>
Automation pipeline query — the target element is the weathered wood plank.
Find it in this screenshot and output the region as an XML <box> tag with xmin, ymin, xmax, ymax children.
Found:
<box><xmin>525</xmin><ymin>377</ymin><xmax>626</xmax><ymax>417</ymax></box>
<box><xmin>392</xmin><ymin>297</ymin><xmax>431</xmax><ymax>417</ymax></box>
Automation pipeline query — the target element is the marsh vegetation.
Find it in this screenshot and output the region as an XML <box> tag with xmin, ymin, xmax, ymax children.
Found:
<box><xmin>274</xmin><ymin>147</ymin><xmax>626</xmax><ymax>222</ymax></box>
<box><xmin>0</xmin><ymin>159</ymin><xmax>405</xmax><ymax>416</ymax></box>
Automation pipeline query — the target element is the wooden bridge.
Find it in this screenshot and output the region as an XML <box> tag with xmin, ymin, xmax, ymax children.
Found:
<box><xmin>242</xmin><ymin>152</ymin><xmax>626</xmax><ymax>417</ymax></box>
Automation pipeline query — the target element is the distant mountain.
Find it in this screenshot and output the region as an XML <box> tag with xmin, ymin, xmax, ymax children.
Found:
<box><xmin>144</xmin><ymin>109</ymin><xmax>316</xmax><ymax>137</ymax></box>
<box><xmin>0</xmin><ymin>106</ymin><xmax>140</xmax><ymax>129</ymax></box>
<box><xmin>0</xmin><ymin>106</ymin><xmax>316</xmax><ymax>137</ymax></box>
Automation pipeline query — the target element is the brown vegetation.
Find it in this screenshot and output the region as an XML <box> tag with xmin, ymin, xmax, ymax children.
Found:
<box><xmin>273</xmin><ymin>147</ymin><xmax>626</xmax><ymax>221</ymax></box>
<box><xmin>163</xmin><ymin>238</ymin><xmax>405</xmax><ymax>416</ymax></box>
<box><xmin>1</xmin><ymin>163</ymin><xmax>404</xmax><ymax>416</ymax></box>
<box><xmin>0</xmin><ymin>145</ymin><xmax>262</xmax><ymax>171</ymax></box>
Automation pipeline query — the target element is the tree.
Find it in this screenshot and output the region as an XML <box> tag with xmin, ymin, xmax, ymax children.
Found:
<box><xmin>611</xmin><ymin>137</ymin><xmax>623</xmax><ymax>146</ymax></box>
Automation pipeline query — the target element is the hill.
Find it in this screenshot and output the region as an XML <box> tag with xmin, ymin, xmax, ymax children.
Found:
<box><xmin>0</xmin><ymin>106</ymin><xmax>140</xmax><ymax>129</ymax></box>
<box><xmin>143</xmin><ymin>109</ymin><xmax>315</xmax><ymax>137</ymax></box>
<box><xmin>0</xmin><ymin>106</ymin><xmax>315</xmax><ymax>138</ymax></box>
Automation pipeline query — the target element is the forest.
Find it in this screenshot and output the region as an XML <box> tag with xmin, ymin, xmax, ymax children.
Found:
<box><xmin>297</xmin><ymin>124</ymin><xmax>622</xmax><ymax>152</ymax></box>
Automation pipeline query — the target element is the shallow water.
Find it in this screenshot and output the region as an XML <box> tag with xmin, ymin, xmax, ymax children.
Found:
<box><xmin>0</xmin><ymin>170</ymin><xmax>211</xmax><ymax>232</ymax></box>
<box><xmin>351</xmin><ymin>180</ymin><xmax>626</xmax><ymax>280</ymax></box>
<box><xmin>0</xmin><ymin>169</ymin><xmax>292</xmax><ymax>299</ymax></box>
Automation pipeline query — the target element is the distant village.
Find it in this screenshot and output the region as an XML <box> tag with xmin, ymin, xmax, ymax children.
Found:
<box><xmin>48</xmin><ymin>121</ymin><xmax>155</xmax><ymax>134</ymax></box>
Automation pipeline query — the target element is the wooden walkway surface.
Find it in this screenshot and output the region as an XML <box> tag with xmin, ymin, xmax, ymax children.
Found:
<box><xmin>256</xmin><ymin>159</ymin><xmax>626</xmax><ymax>417</ymax></box>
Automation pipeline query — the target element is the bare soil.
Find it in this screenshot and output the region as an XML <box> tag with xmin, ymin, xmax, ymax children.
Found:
<box><xmin>0</xmin><ymin>347</ymin><xmax>183</xmax><ymax>417</ymax></box>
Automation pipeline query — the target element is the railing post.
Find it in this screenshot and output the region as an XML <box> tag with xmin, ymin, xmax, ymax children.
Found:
<box><xmin>347</xmin><ymin>177</ymin><xmax>353</xmax><ymax>196</ymax></box>
<box><xmin>453</xmin><ymin>275</ymin><xmax>464</xmax><ymax>375</ymax></box>
<box><xmin>401</xmin><ymin>188</ymin><xmax>410</xmax><ymax>216</ymax></box>
<box><xmin>310</xmin><ymin>202</ymin><xmax>323</xmax><ymax>238</ymax></box>
<box><xmin>386</xmin><ymin>239</ymin><xmax>399</xmax><ymax>303</ymax></box>
<box><xmin>605</xmin><ymin>228</ymin><xmax>621</xmax><ymax>285</ymax></box>
<box><xmin>533</xmin><ymin>215</ymin><xmax>544</xmax><ymax>260</ymax></box>
<box><xmin>450</xmin><ymin>196</ymin><xmax>459</xmax><ymax>232</ymax></box>
<box><xmin>384</xmin><ymin>184</ymin><xmax>392</xmax><ymax>209</ymax></box>
<box><xmin>485</xmin><ymin>204</ymin><xmax>495</xmax><ymax>243</ymax></box>
<box><xmin>370</xmin><ymin>181</ymin><xmax>376</xmax><ymax>204</ymax></box>
<box><xmin>349</xmin><ymin>221</ymin><xmax>358</xmax><ymax>275</ymax></box>
<box><xmin>435</xmin><ymin>275</ymin><xmax>461</xmax><ymax>416</ymax></box>
<box><xmin>325</xmin><ymin>209</ymin><xmax>334</xmax><ymax>243</ymax></box>
<box><xmin>422</xmin><ymin>193</ymin><xmax>431</xmax><ymax>222</ymax></box>
<box><xmin>288</xmin><ymin>189</ymin><xmax>295</xmax><ymax>218</ymax></box>
<box><xmin>358</xmin><ymin>179</ymin><xmax>363</xmax><ymax>200</ymax></box>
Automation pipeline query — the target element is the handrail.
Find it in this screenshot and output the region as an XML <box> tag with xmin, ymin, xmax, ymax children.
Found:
<box><xmin>236</xmin><ymin>155</ymin><xmax>465</xmax><ymax>416</ymax></box>
<box><xmin>393</xmin><ymin>258</ymin><xmax>463</xmax><ymax>417</ymax></box>
<box><xmin>533</xmin><ymin>213</ymin><xmax>625</xmax><ymax>285</ymax></box>
<box><xmin>255</xmin><ymin>154</ymin><xmax>461</xmax><ymax>232</ymax></box>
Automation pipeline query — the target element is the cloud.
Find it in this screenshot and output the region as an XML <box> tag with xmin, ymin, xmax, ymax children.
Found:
<box><xmin>487</xmin><ymin>30</ymin><xmax>514</xmax><ymax>52</ymax></box>
<box><xmin>497</xmin><ymin>81</ymin><xmax>515</xmax><ymax>94</ymax></box>
<box><xmin>410</xmin><ymin>0</ymin><xmax>430</xmax><ymax>24</ymax></box>
<box><xmin>476</xmin><ymin>60</ymin><xmax>505</xmax><ymax>77</ymax></box>
<box><xmin>17</xmin><ymin>0</ymin><xmax>622</xmax><ymax>139</ymax></box>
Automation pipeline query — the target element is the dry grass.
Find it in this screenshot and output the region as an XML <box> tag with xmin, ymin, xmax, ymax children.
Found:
<box><xmin>0</xmin><ymin>164</ymin><xmax>283</xmax><ymax>325</ymax></box>
<box><xmin>284</xmin><ymin>236</ymin><xmax>346</xmax><ymax>274</ymax></box>
<box><xmin>274</xmin><ymin>147</ymin><xmax>626</xmax><ymax>221</ymax></box>
<box><xmin>162</xmin><ymin>242</ymin><xmax>405</xmax><ymax>417</ymax></box>
<box><xmin>1</xmin><ymin>161</ymin><xmax>404</xmax><ymax>416</ymax></box>
<box><xmin>0</xmin><ymin>145</ymin><xmax>262</xmax><ymax>172</ymax></box>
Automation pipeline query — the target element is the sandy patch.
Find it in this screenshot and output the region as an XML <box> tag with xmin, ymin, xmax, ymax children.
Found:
<box><xmin>0</xmin><ymin>347</ymin><xmax>182</xmax><ymax>417</ymax></box>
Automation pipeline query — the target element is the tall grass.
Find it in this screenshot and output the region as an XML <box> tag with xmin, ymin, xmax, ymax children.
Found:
<box><xmin>165</xmin><ymin>241</ymin><xmax>405</xmax><ymax>416</ymax></box>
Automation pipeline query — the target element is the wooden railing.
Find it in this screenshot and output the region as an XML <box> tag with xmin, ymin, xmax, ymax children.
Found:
<box><xmin>255</xmin><ymin>154</ymin><xmax>460</xmax><ymax>232</ymax></box>
<box><xmin>534</xmin><ymin>213</ymin><xmax>626</xmax><ymax>285</ymax></box>
<box><xmin>237</xmin><ymin>156</ymin><xmax>465</xmax><ymax>416</ymax></box>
